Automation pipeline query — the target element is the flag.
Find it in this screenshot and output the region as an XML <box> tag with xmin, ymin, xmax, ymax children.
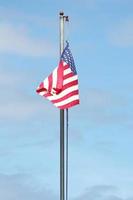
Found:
<box><xmin>36</xmin><ymin>41</ymin><xmax>79</xmax><ymax>109</ymax></box>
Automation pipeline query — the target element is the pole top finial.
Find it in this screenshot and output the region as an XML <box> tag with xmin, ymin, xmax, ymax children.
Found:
<box><xmin>60</xmin><ymin>11</ymin><xmax>64</xmax><ymax>16</ymax></box>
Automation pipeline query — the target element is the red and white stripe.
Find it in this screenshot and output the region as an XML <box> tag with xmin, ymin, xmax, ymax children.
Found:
<box><xmin>36</xmin><ymin>61</ymin><xmax>79</xmax><ymax>109</ymax></box>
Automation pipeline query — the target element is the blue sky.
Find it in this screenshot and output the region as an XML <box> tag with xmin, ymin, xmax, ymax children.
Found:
<box><xmin>0</xmin><ymin>0</ymin><xmax>133</xmax><ymax>199</ymax></box>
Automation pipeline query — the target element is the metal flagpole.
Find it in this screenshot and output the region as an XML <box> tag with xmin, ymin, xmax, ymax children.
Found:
<box><xmin>60</xmin><ymin>11</ymin><xmax>65</xmax><ymax>200</ymax></box>
<box><xmin>66</xmin><ymin>108</ymin><xmax>69</xmax><ymax>200</ymax></box>
<box><xmin>59</xmin><ymin>11</ymin><xmax>69</xmax><ymax>200</ymax></box>
<box><xmin>65</xmin><ymin>16</ymin><xmax>69</xmax><ymax>200</ymax></box>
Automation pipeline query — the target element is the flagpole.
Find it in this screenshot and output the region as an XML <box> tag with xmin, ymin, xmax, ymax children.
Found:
<box><xmin>60</xmin><ymin>12</ymin><xmax>69</xmax><ymax>200</ymax></box>
<box><xmin>66</xmin><ymin>108</ymin><xmax>69</xmax><ymax>200</ymax></box>
<box><xmin>60</xmin><ymin>11</ymin><xmax>65</xmax><ymax>200</ymax></box>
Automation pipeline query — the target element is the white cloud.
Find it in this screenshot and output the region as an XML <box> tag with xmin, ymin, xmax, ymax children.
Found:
<box><xmin>82</xmin><ymin>89</ymin><xmax>118</xmax><ymax>109</ymax></box>
<box><xmin>75</xmin><ymin>185</ymin><xmax>125</xmax><ymax>200</ymax></box>
<box><xmin>0</xmin><ymin>69</ymin><xmax>21</xmax><ymax>86</ymax></box>
<box><xmin>0</xmin><ymin>173</ymin><xmax>58</xmax><ymax>200</ymax></box>
<box><xmin>74</xmin><ymin>88</ymin><xmax>129</xmax><ymax>126</ymax></box>
<box><xmin>0</xmin><ymin>91</ymin><xmax>55</xmax><ymax>120</ymax></box>
<box><xmin>0</xmin><ymin>69</ymin><xmax>56</xmax><ymax>120</ymax></box>
<box><xmin>0</xmin><ymin>22</ymin><xmax>55</xmax><ymax>56</ymax></box>
<box><xmin>0</xmin><ymin>100</ymin><xmax>43</xmax><ymax>120</ymax></box>
<box><xmin>81</xmin><ymin>88</ymin><xmax>126</xmax><ymax>111</ymax></box>
<box><xmin>0</xmin><ymin>6</ymin><xmax>56</xmax><ymax>28</ymax></box>
<box><xmin>108</xmin><ymin>19</ymin><xmax>133</xmax><ymax>47</ymax></box>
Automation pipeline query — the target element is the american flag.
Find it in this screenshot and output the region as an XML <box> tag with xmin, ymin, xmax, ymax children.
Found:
<box><xmin>36</xmin><ymin>41</ymin><xmax>79</xmax><ymax>109</ymax></box>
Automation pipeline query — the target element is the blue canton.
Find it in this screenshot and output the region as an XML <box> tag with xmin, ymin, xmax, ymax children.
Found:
<box><xmin>60</xmin><ymin>41</ymin><xmax>77</xmax><ymax>75</ymax></box>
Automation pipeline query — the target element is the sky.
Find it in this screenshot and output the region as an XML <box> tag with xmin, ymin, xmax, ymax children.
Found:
<box><xmin>0</xmin><ymin>0</ymin><xmax>133</xmax><ymax>199</ymax></box>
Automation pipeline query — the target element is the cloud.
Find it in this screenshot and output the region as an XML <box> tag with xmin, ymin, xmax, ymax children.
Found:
<box><xmin>0</xmin><ymin>69</ymin><xmax>56</xmax><ymax>121</ymax></box>
<box><xmin>0</xmin><ymin>22</ymin><xmax>55</xmax><ymax>57</ymax></box>
<box><xmin>88</xmin><ymin>185</ymin><xmax>117</xmax><ymax>193</ymax></box>
<box><xmin>0</xmin><ymin>99</ymin><xmax>44</xmax><ymax>120</ymax></box>
<box><xmin>82</xmin><ymin>89</ymin><xmax>122</xmax><ymax>109</ymax></box>
<box><xmin>108</xmin><ymin>19</ymin><xmax>133</xmax><ymax>47</ymax></box>
<box><xmin>77</xmin><ymin>88</ymin><xmax>128</xmax><ymax>125</ymax></box>
<box><xmin>0</xmin><ymin>173</ymin><xmax>58</xmax><ymax>200</ymax></box>
<box><xmin>0</xmin><ymin>6</ymin><xmax>56</xmax><ymax>28</ymax></box>
<box><xmin>0</xmin><ymin>91</ymin><xmax>54</xmax><ymax>121</ymax></box>
<box><xmin>75</xmin><ymin>185</ymin><xmax>124</xmax><ymax>200</ymax></box>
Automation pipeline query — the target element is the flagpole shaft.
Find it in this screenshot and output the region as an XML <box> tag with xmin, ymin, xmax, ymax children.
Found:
<box><xmin>60</xmin><ymin>11</ymin><xmax>65</xmax><ymax>200</ymax></box>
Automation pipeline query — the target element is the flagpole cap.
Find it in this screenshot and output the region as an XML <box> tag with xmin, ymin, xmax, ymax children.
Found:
<box><xmin>60</xmin><ymin>11</ymin><xmax>64</xmax><ymax>16</ymax></box>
